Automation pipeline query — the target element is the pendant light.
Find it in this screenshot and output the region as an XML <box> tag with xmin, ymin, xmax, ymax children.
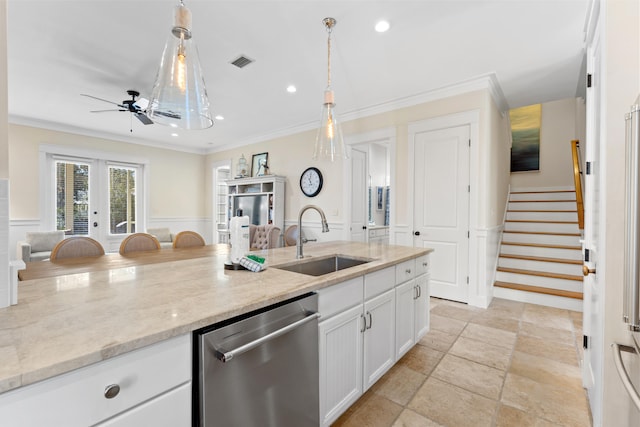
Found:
<box><xmin>147</xmin><ymin>0</ymin><xmax>213</xmax><ymax>130</ymax></box>
<box><xmin>313</xmin><ymin>17</ymin><xmax>348</xmax><ymax>161</ymax></box>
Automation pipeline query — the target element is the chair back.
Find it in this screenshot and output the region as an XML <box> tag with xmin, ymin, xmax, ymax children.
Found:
<box><xmin>119</xmin><ymin>233</ymin><xmax>161</xmax><ymax>255</ymax></box>
<box><xmin>251</xmin><ymin>225</ymin><xmax>281</xmax><ymax>249</ymax></box>
<box><xmin>284</xmin><ymin>225</ymin><xmax>299</xmax><ymax>247</ymax></box>
<box><xmin>50</xmin><ymin>237</ymin><xmax>105</xmax><ymax>261</ymax></box>
<box><xmin>173</xmin><ymin>231</ymin><xmax>206</xmax><ymax>248</ymax></box>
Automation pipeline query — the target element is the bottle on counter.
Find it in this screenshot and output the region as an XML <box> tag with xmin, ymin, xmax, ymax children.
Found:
<box><xmin>229</xmin><ymin>209</ymin><xmax>250</xmax><ymax>264</ymax></box>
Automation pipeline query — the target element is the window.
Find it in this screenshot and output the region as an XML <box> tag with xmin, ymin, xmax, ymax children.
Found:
<box><xmin>42</xmin><ymin>145</ymin><xmax>147</xmax><ymax>249</ymax></box>
<box><xmin>109</xmin><ymin>165</ymin><xmax>137</xmax><ymax>234</ymax></box>
<box><xmin>55</xmin><ymin>160</ymin><xmax>90</xmax><ymax>235</ymax></box>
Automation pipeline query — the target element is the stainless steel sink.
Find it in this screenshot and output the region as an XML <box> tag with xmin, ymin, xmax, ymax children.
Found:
<box><xmin>274</xmin><ymin>255</ymin><xmax>372</xmax><ymax>276</ymax></box>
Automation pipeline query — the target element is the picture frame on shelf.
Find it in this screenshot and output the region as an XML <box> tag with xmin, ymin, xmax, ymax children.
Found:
<box><xmin>377</xmin><ymin>186</ymin><xmax>384</xmax><ymax>210</ymax></box>
<box><xmin>251</xmin><ymin>152</ymin><xmax>269</xmax><ymax>177</ymax></box>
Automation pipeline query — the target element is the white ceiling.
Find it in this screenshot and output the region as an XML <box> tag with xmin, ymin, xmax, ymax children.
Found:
<box><xmin>7</xmin><ymin>0</ymin><xmax>589</xmax><ymax>154</ymax></box>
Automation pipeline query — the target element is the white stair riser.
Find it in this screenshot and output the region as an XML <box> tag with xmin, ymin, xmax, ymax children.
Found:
<box><xmin>502</xmin><ymin>232</ymin><xmax>581</xmax><ymax>246</ymax></box>
<box><xmin>508</xmin><ymin>201</ymin><xmax>577</xmax><ymax>211</ymax></box>
<box><xmin>495</xmin><ymin>271</ymin><xmax>583</xmax><ymax>293</ymax></box>
<box><xmin>498</xmin><ymin>258</ymin><xmax>582</xmax><ymax>276</ymax></box>
<box><xmin>493</xmin><ymin>287</ymin><xmax>583</xmax><ymax>311</ymax></box>
<box><xmin>505</xmin><ymin>221</ymin><xmax>580</xmax><ymax>233</ymax></box>
<box><xmin>506</xmin><ymin>211</ymin><xmax>578</xmax><ymax>222</ymax></box>
<box><xmin>500</xmin><ymin>244</ymin><xmax>583</xmax><ymax>260</ymax></box>
<box><xmin>510</xmin><ymin>192</ymin><xmax>576</xmax><ymax>201</ymax></box>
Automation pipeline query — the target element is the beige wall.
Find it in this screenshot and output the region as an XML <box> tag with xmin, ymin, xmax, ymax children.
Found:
<box><xmin>8</xmin><ymin>125</ymin><xmax>207</xmax><ymax>219</ymax></box>
<box><xmin>510</xmin><ymin>97</ymin><xmax>582</xmax><ymax>189</ymax></box>
<box><xmin>485</xmin><ymin>94</ymin><xmax>511</xmax><ymax>226</ymax></box>
<box><xmin>206</xmin><ymin>89</ymin><xmax>503</xmax><ymax>229</ymax></box>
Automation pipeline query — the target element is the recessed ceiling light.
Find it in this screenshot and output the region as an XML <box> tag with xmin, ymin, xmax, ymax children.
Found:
<box><xmin>215</xmin><ymin>115</ymin><xmax>224</xmax><ymax>120</ymax></box>
<box><xmin>375</xmin><ymin>20</ymin><xmax>390</xmax><ymax>33</ymax></box>
<box><xmin>287</xmin><ymin>85</ymin><xmax>297</xmax><ymax>93</ymax></box>
<box><xmin>169</xmin><ymin>123</ymin><xmax>178</xmax><ymax>128</ymax></box>
<box><xmin>171</xmin><ymin>133</ymin><xmax>179</xmax><ymax>137</ymax></box>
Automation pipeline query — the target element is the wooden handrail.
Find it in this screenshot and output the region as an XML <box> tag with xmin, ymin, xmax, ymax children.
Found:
<box><xmin>571</xmin><ymin>140</ymin><xmax>584</xmax><ymax>230</ymax></box>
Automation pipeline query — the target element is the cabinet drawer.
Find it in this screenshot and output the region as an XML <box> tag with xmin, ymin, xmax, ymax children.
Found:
<box><xmin>318</xmin><ymin>277</ymin><xmax>364</xmax><ymax>320</ymax></box>
<box><xmin>0</xmin><ymin>334</ymin><xmax>191</xmax><ymax>427</ymax></box>
<box><xmin>96</xmin><ymin>382</ymin><xmax>191</xmax><ymax>427</ymax></box>
<box><xmin>364</xmin><ymin>266</ymin><xmax>395</xmax><ymax>300</ymax></box>
<box><xmin>415</xmin><ymin>254</ymin><xmax>430</xmax><ymax>276</ymax></box>
<box><xmin>395</xmin><ymin>259</ymin><xmax>416</xmax><ymax>284</ymax></box>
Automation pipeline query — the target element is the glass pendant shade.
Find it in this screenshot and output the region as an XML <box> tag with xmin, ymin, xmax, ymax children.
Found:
<box><xmin>314</xmin><ymin>17</ymin><xmax>347</xmax><ymax>162</ymax></box>
<box><xmin>147</xmin><ymin>2</ymin><xmax>213</xmax><ymax>130</ymax></box>
<box><xmin>313</xmin><ymin>88</ymin><xmax>346</xmax><ymax>161</ymax></box>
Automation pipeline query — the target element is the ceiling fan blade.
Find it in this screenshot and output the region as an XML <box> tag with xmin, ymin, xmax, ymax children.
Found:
<box><xmin>90</xmin><ymin>109</ymin><xmax>127</xmax><ymax>113</ymax></box>
<box><xmin>135</xmin><ymin>112</ymin><xmax>154</xmax><ymax>125</ymax></box>
<box><xmin>81</xmin><ymin>93</ymin><xmax>124</xmax><ymax>107</ymax></box>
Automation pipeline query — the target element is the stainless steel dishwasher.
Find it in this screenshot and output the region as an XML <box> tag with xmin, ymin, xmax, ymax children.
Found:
<box><xmin>194</xmin><ymin>293</ymin><xmax>319</xmax><ymax>427</ymax></box>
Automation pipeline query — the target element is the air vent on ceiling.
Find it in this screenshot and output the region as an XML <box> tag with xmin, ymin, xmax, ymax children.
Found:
<box><xmin>230</xmin><ymin>55</ymin><xmax>254</xmax><ymax>69</ymax></box>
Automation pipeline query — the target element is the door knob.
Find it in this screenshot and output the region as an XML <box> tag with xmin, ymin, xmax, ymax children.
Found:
<box><xmin>362</xmin><ymin>226</ymin><xmax>367</xmax><ymax>230</ymax></box>
<box><xmin>583</xmin><ymin>265</ymin><xmax>596</xmax><ymax>276</ymax></box>
<box><xmin>414</xmin><ymin>231</ymin><xmax>420</xmax><ymax>236</ymax></box>
<box><xmin>93</xmin><ymin>222</ymin><xmax>98</xmax><ymax>227</ymax></box>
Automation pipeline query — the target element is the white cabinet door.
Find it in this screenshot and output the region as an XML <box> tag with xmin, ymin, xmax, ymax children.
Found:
<box><xmin>363</xmin><ymin>289</ymin><xmax>396</xmax><ymax>391</ymax></box>
<box><xmin>319</xmin><ymin>304</ymin><xmax>364</xmax><ymax>427</ymax></box>
<box><xmin>414</xmin><ymin>274</ymin><xmax>430</xmax><ymax>341</ymax></box>
<box><xmin>395</xmin><ymin>279</ymin><xmax>416</xmax><ymax>359</ymax></box>
<box><xmin>95</xmin><ymin>382</ymin><xmax>191</xmax><ymax>427</ymax></box>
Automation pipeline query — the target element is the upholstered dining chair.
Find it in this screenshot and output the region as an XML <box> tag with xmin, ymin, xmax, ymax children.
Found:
<box><xmin>50</xmin><ymin>236</ymin><xmax>105</xmax><ymax>261</ymax></box>
<box><xmin>249</xmin><ymin>225</ymin><xmax>281</xmax><ymax>250</ymax></box>
<box><xmin>173</xmin><ymin>231</ymin><xmax>206</xmax><ymax>248</ymax></box>
<box><xmin>283</xmin><ymin>225</ymin><xmax>299</xmax><ymax>247</ymax></box>
<box><xmin>119</xmin><ymin>233</ymin><xmax>161</xmax><ymax>255</ymax></box>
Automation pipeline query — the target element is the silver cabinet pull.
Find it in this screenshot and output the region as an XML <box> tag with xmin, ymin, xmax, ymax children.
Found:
<box><xmin>104</xmin><ymin>384</ymin><xmax>120</xmax><ymax>399</ymax></box>
<box><xmin>215</xmin><ymin>311</ymin><xmax>319</xmax><ymax>362</ymax></box>
<box><xmin>366</xmin><ymin>311</ymin><xmax>372</xmax><ymax>330</ymax></box>
<box><xmin>360</xmin><ymin>313</ymin><xmax>367</xmax><ymax>333</ymax></box>
<box><xmin>612</xmin><ymin>343</ymin><xmax>640</xmax><ymax>411</ymax></box>
<box><xmin>422</xmin><ymin>262</ymin><xmax>428</xmax><ymax>267</ymax></box>
<box><xmin>405</xmin><ymin>269</ymin><xmax>411</xmax><ymax>274</ymax></box>
<box><xmin>417</xmin><ymin>284</ymin><xmax>421</xmax><ymax>298</ymax></box>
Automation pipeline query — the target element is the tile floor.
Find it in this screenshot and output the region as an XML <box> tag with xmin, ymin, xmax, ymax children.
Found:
<box><xmin>333</xmin><ymin>297</ymin><xmax>591</xmax><ymax>427</ymax></box>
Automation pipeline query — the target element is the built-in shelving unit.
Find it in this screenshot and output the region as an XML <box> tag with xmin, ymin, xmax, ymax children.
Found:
<box><xmin>226</xmin><ymin>175</ymin><xmax>286</xmax><ymax>244</ymax></box>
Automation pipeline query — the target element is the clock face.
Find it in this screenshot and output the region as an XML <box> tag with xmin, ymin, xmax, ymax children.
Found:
<box><xmin>300</xmin><ymin>167</ymin><xmax>323</xmax><ymax>197</ymax></box>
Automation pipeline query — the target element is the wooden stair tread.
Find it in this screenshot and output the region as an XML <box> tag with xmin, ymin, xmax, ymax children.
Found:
<box><xmin>501</xmin><ymin>241</ymin><xmax>582</xmax><ymax>250</ymax></box>
<box><xmin>496</xmin><ymin>267</ymin><xmax>583</xmax><ymax>281</ymax></box>
<box><xmin>507</xmin><ymin>210</ymin><xmax>577</xmax><ymax>213</ymax></box>
<box><xmin>506</xmin><ymin>219</ymin><xmax>578</xmax><ymax>224</ymax></box>
<box><xmin>511</xmin><ymin>190</ymin><xmax>575</xmax><ymax>194</ymax></box>
<box><xmin>494</xmin><ymin>281</ymin><xmax>583</xmax><ymax>300</ymax></box>
<box><xmin>509</xmin><ymin>199</ymin><xmax>576</xmax><ymax>203</ymax></box>
<box><xmin>499</xmin><ymin>253</ymin><xmax>582</xmax><ymax>265</ymax></box>
<box><xmin>502</xmin><ymin>230</ymin><xmax>581</xmax><ymax>237</ymax></box>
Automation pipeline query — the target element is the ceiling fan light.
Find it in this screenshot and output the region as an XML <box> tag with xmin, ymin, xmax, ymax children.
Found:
<box><xmin>147</xmin><ymin>1</ymin><xmax>213</xmax><ymax>130</ymax></box>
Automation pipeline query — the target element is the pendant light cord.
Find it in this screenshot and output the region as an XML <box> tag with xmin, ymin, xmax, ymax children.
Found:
<box><xmin>327</xmin><ymin>26</ymin><xmax>332</xmax><ymax>88</ymax></box>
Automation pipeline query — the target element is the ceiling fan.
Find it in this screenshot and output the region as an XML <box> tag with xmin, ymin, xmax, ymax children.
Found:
<box><xmin>81</xmin><ymin>90</ymin><xmax>154</xmax><ymax>125</ymax></box>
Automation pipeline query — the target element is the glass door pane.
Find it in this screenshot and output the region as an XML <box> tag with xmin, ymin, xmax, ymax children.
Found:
<box><xmin>108</xmin><ymin>166</ymin><xmax>137</xmax><ymax>235</ymax></box>
<box><xmin>55</xmin><ymin>160</ymin><xmax>90</xmax><ymax>236</ymax></box>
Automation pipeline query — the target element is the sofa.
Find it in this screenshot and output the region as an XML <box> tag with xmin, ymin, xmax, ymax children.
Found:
<box><xmin>146</xmin><ymin>227</ymin><xmax>174</xmax><ymax>249</ymax></box>
<box><xmin>17</xmin><ymin>231</ymin><xmax>65</xmax><ymax>262</ymax></box>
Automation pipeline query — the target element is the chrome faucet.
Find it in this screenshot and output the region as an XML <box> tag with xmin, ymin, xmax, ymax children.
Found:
<box><xmin>297</xmin><ymin>205</ymin><xmax>330</xmax><ymax>259</ymax></box>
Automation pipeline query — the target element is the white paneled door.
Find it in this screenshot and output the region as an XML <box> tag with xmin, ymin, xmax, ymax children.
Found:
<box><xmin>413</xmin><ymin>125</ymin><xmax>470</xmax><ymax>303</ymax></box>
<box><xmin>350</xmin><ymin>148</ymin><xmax>368</xmax><ymax>242</ymax></box>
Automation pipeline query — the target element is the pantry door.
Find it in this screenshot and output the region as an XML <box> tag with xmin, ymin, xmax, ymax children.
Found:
<box><xmin>412</xmin><ymin>125</ymin><xmax>470</xmax><ymax>303</ymax></box>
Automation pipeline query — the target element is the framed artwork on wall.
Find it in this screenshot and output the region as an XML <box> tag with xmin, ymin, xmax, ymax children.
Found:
<box><xmin>251</xmin><ymin>152</ymin><xmax>268</xmax><ymax>177</ymax></box>
<box><xmin>510</xmin><ymin>104</ymin><xmax>541</xmax><ymax>172</ymax></box>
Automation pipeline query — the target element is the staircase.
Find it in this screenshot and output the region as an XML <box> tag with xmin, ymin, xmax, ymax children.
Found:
<box><xmin>493</xmin><ymin>186</ymin><xmax>584</xmax><ymax>311</ymax></box>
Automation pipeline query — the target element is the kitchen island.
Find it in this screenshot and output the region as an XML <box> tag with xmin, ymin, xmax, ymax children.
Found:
<box><xmin>0</xmin><ymin>241</ymin><xmax>431</xmax><ymax>425</ymax></box>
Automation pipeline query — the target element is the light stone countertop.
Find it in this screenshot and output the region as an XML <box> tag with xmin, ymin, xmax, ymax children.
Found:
<box><xmin>0</xmin><ymin>241</ymin><xmax>431</xmax><ymax>394</ymax></box>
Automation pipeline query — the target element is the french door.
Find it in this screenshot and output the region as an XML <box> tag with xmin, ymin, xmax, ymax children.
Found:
<box><xmin>46</xmin><ymin>154</ymin><xmax>144</xmax><ymax>251</ymax></box>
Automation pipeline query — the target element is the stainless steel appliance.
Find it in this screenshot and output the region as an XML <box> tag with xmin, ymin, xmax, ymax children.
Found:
<box><xmin>194</xmin><ymin>293</ymin><xmax>319</xmax><ymax>427</ymax></box>
<box><xmin>616</xmin><ymin>96</ymin><xmax>640</xmax><ymax>412</ymax></box>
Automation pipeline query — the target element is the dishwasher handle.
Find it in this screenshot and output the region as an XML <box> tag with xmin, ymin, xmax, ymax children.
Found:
<box><xmin>215</xmin><ymin>311</ymin><xmax>320</xmax><ymax>363</ymax></box>
<box><xmin>612</xmin><ymin>342</ymin><xmax>640</xmax><ymax>412</ymax></box>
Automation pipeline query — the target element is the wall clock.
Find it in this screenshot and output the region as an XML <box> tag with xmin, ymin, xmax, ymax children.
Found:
<box><xmin>300</xmin><ymin>167</ymin><xmax>323</xmax><ymax>197</ymax></box>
